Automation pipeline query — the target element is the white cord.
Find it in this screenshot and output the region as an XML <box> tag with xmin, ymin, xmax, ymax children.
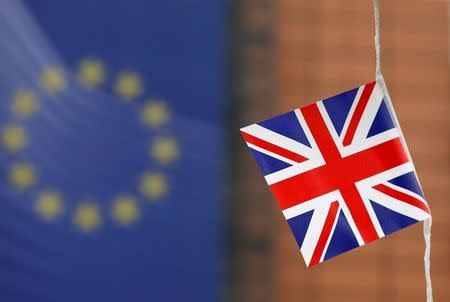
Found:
<box><xmin>373</xmin><ymin>0</ymin><xmax>381</xmax><ymax>79</ymax></box>
<box><xmin>373</xmin><ymin>1</ymin><xmax>433</xmax><ymax>301</ymax></box>
<box><xmin>423</xmin><ymin>217</ymin><xmax>433</xmax><ymax>302</ymax></box>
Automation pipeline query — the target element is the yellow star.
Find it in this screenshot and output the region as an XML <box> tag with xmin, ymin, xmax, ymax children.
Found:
<box><xmin>114</xmin><ymin>72</ymin><xmax>142</xmax><ymax>100</ymax></box>
<box><xmin>77</xmin><ymin>59</ymin><xmax>105</xmax><ymax>87</ymax></box>
<box><xmin>150</xmin><ymin>136</ymin><xmax>180</xmax><ymax>165</ymax></box>
<box><xmin>74</xmin><ymin>202</ymin><xmax>102</xmax><ymax>232</ymax></box>
<box><xmin>141</xmin><ymin>100</ymin><xmax>170</xmax><ymax>128</ymax></box>
<box><xmin>40</xmin><ymin>67</ymin><xmax>66</xmax><ymax>93</ymax></box>
<box><xmin>11</xmin><ymin>90</ymin><xmax>39</xmax><ymax>118</ymax></box>
<box><xmin>9</xmin><ymin>162</ymin><xmax>36</xmax><ymax>191</ymax></box>
<box><xmin>35</xmin><ymin>191</ymin><xmax>63</xmax><ymax>221</ymax></box>
<box><xmin>139</xmin><ymin>172</ymin><xmax>168</xmax><ymax>201</ymax></box>
<box><xmin>112</xmin><ymin>195</ymin><xmax>140</xmax><ymax>226</ymax></box>
<box><xmin>1</xmin><ymin>126</ymin><xmax>27</xmax><ymax>153</ymax></box>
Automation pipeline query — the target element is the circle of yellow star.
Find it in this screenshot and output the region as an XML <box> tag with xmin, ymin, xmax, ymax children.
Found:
<box><xmin>112</xmin><ymin>195</ymin><xmax>140</xmax><ymax>226</ymax></box>
<box><xmin>77</xmin><ymin>59</ymin><xmax>105</xmax><ymax>87</ymax></box>
<box><xmin>11</xmin><ymin>90</ymin><xmax>39</xmax><ymax>118</ymax></box>
<box><xmin>139</xmin><ymin>172</ymin><xmax>168</xmax><ymax>201</ymax></box>
<box><xmin>141</xmin><ymin>100</ymin><xmax>170</xmax><ymax>128</ymax></box>
<box><xmin>150</xmin><ymin>136</ymin><xmax>180</xmax><ymax>165</ymax></box>
<box><xmin>40</xmin><ymin>67</ymin><xmax>66</xmax><ymax>93</ymax></box>
<box><xmin>114</xmin><ymin>72</ymin><xmax>142</xmax><ymax>100</ymax></box>
<box><xmin>1</xmin><ymin>126</ymin><xmax>27</xmax><ymax>153</ymax></box>
<box><xmin>74</xmin><ymin>202</ymin><xmax>102</xmax><ymax>232</ymax></box>
<box><xmin>9</xmin><ymin>162</ymin><xmax>36</xmax><ymax>191</ymax></box>
<box><xmin>35</xmin><ymin>191</ymin><xmax>63</xmax><ymax>221</ymax></box>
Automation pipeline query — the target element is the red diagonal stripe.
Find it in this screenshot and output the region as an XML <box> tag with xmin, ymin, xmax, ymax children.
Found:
<box><xmin>309</xmin><ymin>201</ymin><xmax>339</xmax><ymax>267</ymax></box>
<box><xmin>373</xmin><ymin>184</ymin><xmax>430</xmax><ymax>214</ymax></box>
<box><xmin>342</xmin><ymin>81</ymin><xmax>376</xmax><ymax>146</ymax></box>
<box><xmin>241</xmin><ymin>131</ymin><xmax>307</xmax><ymax>163</ymax></box>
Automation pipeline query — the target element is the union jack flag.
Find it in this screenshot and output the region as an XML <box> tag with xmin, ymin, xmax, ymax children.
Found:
<box><xmin>241</xmin><ymin>81</ymin><xmax>431</xmax><ymax>267</ymax></box>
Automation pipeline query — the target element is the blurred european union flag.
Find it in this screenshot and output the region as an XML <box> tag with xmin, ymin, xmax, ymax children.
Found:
<box><xmin>0</xmin><ymin>0</ymin><xmax>226</xmax><ymax>301</ymax></box>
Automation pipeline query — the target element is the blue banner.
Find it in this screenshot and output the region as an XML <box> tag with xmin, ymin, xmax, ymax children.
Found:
<box><xmin>0</xmin><ymin>0</ymin><xmax>226</xmax><ymax>301</ymax></box>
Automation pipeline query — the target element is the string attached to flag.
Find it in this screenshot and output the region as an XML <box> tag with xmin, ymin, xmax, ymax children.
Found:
<box><xmin>423</xmin><ymin>218</ymin><xmax>433</xmax><ymax>302</ymax></box>
<box><xmin>373</xmin><ymin>1</ymin><xmax>433</xmax><ymax>301</ymax></box>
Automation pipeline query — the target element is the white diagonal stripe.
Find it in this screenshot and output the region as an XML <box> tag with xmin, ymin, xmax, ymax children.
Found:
<box><xmin>382</xmin><ymin>181</ymin><xmax>427</xmax><ymax>206</ymax></box>
<box><xmin>320</xmin><ymin>205</ymin><xmax>341</xmax><ymax>263</ymax></box>
<box><xmin>282</xmin><ymin>190</ymin><xmax>338</xmax><ymax>219</ymax></box>
<box><xmin>356</xmin><ymin>183</ymin><xmax>386</xmax><ymax>238</ymax></box>
<box><xmin>293</xmin><ymin>108</ymin><xmax>322</xmax><ymax>158</ymax></box>
<box><xmin>246</xmin><ymin>142</ymin><xmax>298</xmax><ymax>165</ymax></box>
<box><xmin>299</xmin><ymin>202</ymin><xmax>329</xmax><ymax>266</ymax></box>
<box><xmin>241</xmin><ymin>123</ymin><xmax>313</xmax><ymax>159</ymax></box>
<box><xmin>264</xmin><ymin>156</ymin><xmax>324</xmax><ymax>185</ymax></box>
<box><xmin>352</xmin><ymin>82</ymin><xmax>385</xmax><ymax>145</ymax></box>
<box><xmin>367</xmin><ymin>187</ymin><xmax>431</xmax><ymax>221</ymax></box>
<box><xmin>338</xmin><ymin>198</ymin><xmax>366</xmax><ymax>246</ymax></box>
<box><xmin>340</xmin><ymin>85</ymin><xmax>364</xmax><ymax>141</ymax></box>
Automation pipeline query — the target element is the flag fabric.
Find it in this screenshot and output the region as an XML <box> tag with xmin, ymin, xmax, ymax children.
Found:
<box><xmin>241</xmin><ymin>81</ymin><xmax>431</xmax><ymax>267</ymax></box>
<box><xmin>0</xmin><ymin>0</ymin><xmax>226</xmax><ymax>301</ymax></box>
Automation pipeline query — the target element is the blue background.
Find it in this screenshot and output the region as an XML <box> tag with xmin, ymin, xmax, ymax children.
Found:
<box><xmin>0</xmin><ymin>0</ymin><xmax>227</xmax><ymax>301</ymax></box>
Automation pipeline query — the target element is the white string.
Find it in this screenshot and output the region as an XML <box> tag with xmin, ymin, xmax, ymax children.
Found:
<box><xmin>373</xmin><ymin>1</ymin><xmax>433</xmax><ymax>301</ymax></box>
<box><xmin>423</xmin><ymin>217</ymin><xmax>433</xmax><ymax>302</ymax></box>
<box><xmin>373</xmin><ymin>0</ymin><xmax>381</xmax><ymax>79</ymax></box>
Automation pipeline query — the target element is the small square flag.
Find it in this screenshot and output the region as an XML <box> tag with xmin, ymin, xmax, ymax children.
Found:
<box><xmin>240</xmin><ymin>81</ymin><xmax>431</xmax><ymax>267</ymax></box>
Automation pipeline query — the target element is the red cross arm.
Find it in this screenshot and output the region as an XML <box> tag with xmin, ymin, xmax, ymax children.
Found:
<box><xmin>269</xmin><ymin>137</ymin><xmax>409</xmax><ymax>211</ymax></box>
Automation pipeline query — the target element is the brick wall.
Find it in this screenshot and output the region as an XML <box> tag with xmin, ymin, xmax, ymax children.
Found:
<box><xmin>227</xmin><ymin>0</ymin><xmax>450</xmax><ymax>302</ymax></box>
<box><xmin>273</xmin><ymin>1</ymin><xmax>449</xmax><ymax>302</ymax></box>
<box><xmin>229</xmin><ymin>1</ymin><xmax>448</xmax><ymax>301</ymax></box>
<box><xmin>228</xmin><ymin>1</ymin><xmax>276</xmax><ymax>301</ymax></box>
